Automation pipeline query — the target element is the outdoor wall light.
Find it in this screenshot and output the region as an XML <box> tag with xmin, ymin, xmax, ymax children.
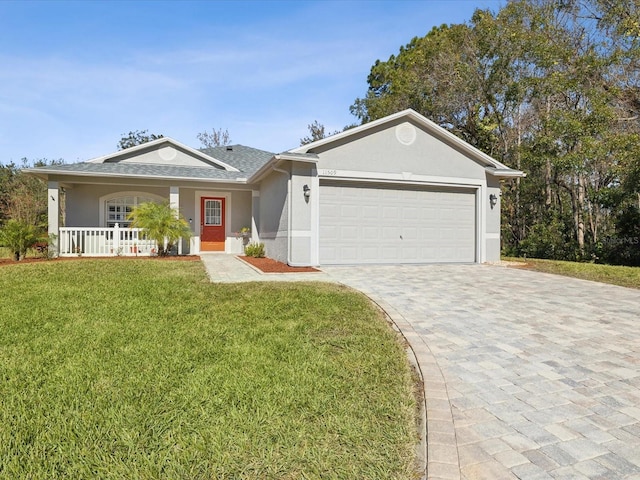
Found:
<box><xmin>489</xmin><ymin>193</ymin><xmax>498</xmax><ymax>209</ymax></box>
<box><xmin>188</xmin><ymin>218</ymin><xmax>192</xmax><ymax>224</ymax></box>
<box><xmin>303</xmin><ymin>184</ymin><xmax>311</xmax><ymax>198</ymax></box>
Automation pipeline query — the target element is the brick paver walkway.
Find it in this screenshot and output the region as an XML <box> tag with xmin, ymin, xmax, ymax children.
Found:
<box><xmin>323</xmin><ymin>264</ymin><xmax>640</xmax><ymax>480</ymax></box>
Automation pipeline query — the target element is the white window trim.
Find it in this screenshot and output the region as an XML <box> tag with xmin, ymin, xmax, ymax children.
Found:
<box><xmin>99</xmin><ymin>191</ymin><xmax>166</xmax><ymax>227</ymax></box>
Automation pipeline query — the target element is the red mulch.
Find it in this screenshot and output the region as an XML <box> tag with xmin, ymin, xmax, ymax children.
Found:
<box><xmin>0</xmin><ymin>256</ymin><xmax>201</xmax><ymax>267</ymax></box>
<box><xmin>238</xmin><ymin>256</ymin><xmax>320</xmax><ymax>273</ymax></box>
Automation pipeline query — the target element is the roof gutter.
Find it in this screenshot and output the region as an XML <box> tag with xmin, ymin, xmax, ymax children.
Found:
<box><xmin>22</xmin><ymin>168</ymin><xmax>248</xmax><ymax>184</ymax></box>
<box><xmin>485</xmin><ymin>167</ymin><xmax>526</xmax><ymax>178</ymax></box>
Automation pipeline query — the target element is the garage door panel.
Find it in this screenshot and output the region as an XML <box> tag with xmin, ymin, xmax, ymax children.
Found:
<box><xmin>340</xmin><ymin>226</ymin><xmax>358</xmax><ymax>240</ymax></box>
<box><xmin>381</xmin><ymin>226</ymin><xmax>398</xmax><ymax>240</ymax></box>
<box><xmin>381</xmin><ymin>246</ymin><xmax>399</xmax><ymax>259</ymax></box>
<box><xmin>362</xmin><ymin>206</ymin><xmax>377</xmax><ymax>219</ymax></box>
<box><xmin>361</xmin><ymin>246</ymin><xmax>378</xmax><ymax>261</ymax></box>
<box><xmin>341</xmin><ymin>205</ymin><xmax>359</xmax><ymax>218</ymax></box>
<box><xmin>342</xmin><ymin>246</ymin><xmax>359</xmax><ymax>258</ymax></box>
<box><xmin>421</xmin><ymin>246</ymin><xmax>437</xmax><ymax>257</ymax></box>
<box><xmin>362</xmin><ymin>226</ymin><xmax>379</xmax><ymax>238</ymax></box>
<box><xmin>406</xmin><ymin>207</ymin><xmax>421</xmax><ymax>219</ymax></box>
<box><xmin>382</xmin><ymin>206</ymin><xmax>398</xmax><ymax>220</ymax></box>
<box><xmin>402</xmin><ymin>246</ymin><xmax>418</xmax><ymax>259</ymax></box>
<box><xmin>402</xmin><ymin>227</ymin><xmax>418</xmax><ymax>240</ymax></box>
<box><xmin>320</xmin><ymin>245</ymin><xmax>337</xmax><ymax>260</ymax></box>
<box><xmin>320</xmin><ymin>182</ymin><xmax>476</xmax><ymax>265</ymax></box>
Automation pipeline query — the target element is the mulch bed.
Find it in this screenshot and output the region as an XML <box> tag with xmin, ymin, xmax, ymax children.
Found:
<box><xmin>0</xmin><ymin>254</ymin><xmax>319</xmax><ymax>274</ymax></box>
<box><xmin>238</xmin><ymin>256</ymin><xmax>320</xmax><ymax>273</ymax></box>
<box><xmin>0</xmin><ymin>255</ymin><xmax>201</xmax><ymax>267</ymax></box>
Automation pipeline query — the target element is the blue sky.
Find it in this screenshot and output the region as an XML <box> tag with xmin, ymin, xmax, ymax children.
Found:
<box><xmin>0</xmin><ymin>0</ymin><xmax>504</xmax><ymax>164</ymax></box>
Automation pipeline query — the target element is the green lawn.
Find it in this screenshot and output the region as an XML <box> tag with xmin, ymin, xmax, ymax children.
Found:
<box><xmin>504</xmin><ymin>257</ymin><xmax>640</xmax><ymax>289</ymax></box>
<box><xmin>0</xmin><ymin>260</ymin><xmax>418</xmax><ymax>479</ymax></box>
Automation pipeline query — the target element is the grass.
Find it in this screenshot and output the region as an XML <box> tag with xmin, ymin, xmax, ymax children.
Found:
<box><xmin>0</xmin><ymin>260</ymin><xmax>418</xmax><ymax>479</ymax></box>
<box><xmin>504</xmin><ymin>257</ymin><xmax>640</xmax><ymax>289</ymax></box>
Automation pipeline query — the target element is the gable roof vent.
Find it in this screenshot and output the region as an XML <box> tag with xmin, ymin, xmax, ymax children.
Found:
<box><xmin>226</xmin><ymin>146</ymin><xmax>233</xmax><ymax>151</ymax></box>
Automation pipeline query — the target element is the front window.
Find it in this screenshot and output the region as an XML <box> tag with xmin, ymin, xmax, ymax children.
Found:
<box><xmin>105</xmin><ymin>196</ymin><xmax>154</xmax><ymax>227</ymax></box>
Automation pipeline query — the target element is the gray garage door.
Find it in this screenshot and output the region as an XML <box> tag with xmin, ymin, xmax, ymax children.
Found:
<box><xmin>319</xmin><ymin>182</ymin><xmax>477</xmax><ymax>264</ymax></box>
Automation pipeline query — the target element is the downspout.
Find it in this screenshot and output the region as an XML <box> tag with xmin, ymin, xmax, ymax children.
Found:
<box><xmin>271</xmin><ymin>164</ymin><xmax>292</xmax><ymax>265</ymax></box>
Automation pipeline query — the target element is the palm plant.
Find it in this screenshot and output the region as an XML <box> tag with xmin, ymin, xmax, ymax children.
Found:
<box><xmin>127</xmin><ymin>202</ymin><xmax>192</xmax><ymax>256</ymax></box>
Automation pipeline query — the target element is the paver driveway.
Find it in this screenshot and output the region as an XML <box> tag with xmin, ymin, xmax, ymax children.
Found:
<box><xmin>323</xmin><ymin>264</ymin><xmax>640</xmax><ymax>480</ymax></box>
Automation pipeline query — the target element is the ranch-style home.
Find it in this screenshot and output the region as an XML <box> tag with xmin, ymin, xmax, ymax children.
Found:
<box><xmin>27</xmin><ymin>109</ymin><xmax>523</xmax><ymax>266</ymax></box>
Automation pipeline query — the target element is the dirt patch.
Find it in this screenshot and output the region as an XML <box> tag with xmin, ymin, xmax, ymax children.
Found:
<box><xmin>238</xmin><ymin>256</ymin><xmax>320</xmax><ymax>273</ymax></box>
<box><xmin>0</xmin><ymin>256</ymin><xmax>201</xmax><ymax>267</ymax></box>
<box><xmin>486</xmin><ymin>260</ymin><xmax>530</xmax><ymax>268</ymax></box>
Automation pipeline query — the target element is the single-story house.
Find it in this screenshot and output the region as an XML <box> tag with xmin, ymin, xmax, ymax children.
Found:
<box><xmin>27</xmin><ymin>109</ymin><xmax>523</xmax><ymax>266</ymax></box>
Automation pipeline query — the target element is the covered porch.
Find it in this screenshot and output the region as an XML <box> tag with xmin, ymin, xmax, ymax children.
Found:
<box><xmin>21</xmin><ymin>139</ymin><xmax>271</xmax><ymax>259</ymax></box>
<box><xmin>47</xmin><ymin>181</ymin><xmax>258</xmax><ymax>257</ymax></box>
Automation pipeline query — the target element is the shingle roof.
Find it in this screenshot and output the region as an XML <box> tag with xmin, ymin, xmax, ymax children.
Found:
<box><xmin>200</xmin><ymin>145</ymin><xmax>275</xmax><ymax>177</ymax></box>
<box><xmin>28</xmin><ymin>144</ymin><xmax>276</xmax><ymax>182</ymax></box>
<box><xmin>36</xmin><ymin>162</ymin><xmax>247</xmax><ymax>181</ymax></box>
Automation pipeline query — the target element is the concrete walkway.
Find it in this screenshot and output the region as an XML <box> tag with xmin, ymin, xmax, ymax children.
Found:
<box><xmin>323</xmin><ymin>264</ymin><xmax>640</xmax><ymax>480</ymax></box>
<box><xmin>200</xmin><ymin>255</ymin><xmax>640</xmax><ymax>479</ymax></box>
<box><xmin>199</xmin><ymin>253</ymin><xmax>332</xmax><ymax>282</ymax></box>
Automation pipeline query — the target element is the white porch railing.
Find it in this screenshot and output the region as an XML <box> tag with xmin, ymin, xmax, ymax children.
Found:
<box><xmin>58</xmin><ymin>224</ymin><xmax>158</xmax><ymax>257</ymax></box>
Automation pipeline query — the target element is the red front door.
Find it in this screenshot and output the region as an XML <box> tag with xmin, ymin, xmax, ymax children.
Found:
<box><xmin>201</xmin><ymin>197</ymin><xmax>225</xmax><ymax>251</ymax></box>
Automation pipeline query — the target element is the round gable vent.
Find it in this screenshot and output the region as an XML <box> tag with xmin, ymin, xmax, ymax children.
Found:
<box><xmin>159</xmin><ymin>147</ymin><xmax>177</xmax><ymax>161</ymax></box>
<box><xmin>395</xmin><ymin>123</ymin><xmax>416</xmax><ymax>145</ymax></box>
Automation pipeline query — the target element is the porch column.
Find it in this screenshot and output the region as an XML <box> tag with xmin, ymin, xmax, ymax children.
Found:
<box><xmin>170</xmin><ymin>186</ymin><xmax>182</xmax><ymax>255</ymax></box>
<box><xmin>251</xmin><ymin>190</ymin><xmax>260</xmax><ymax>243</ymax></box>
<box><xmin>47</xmin><ymin>181</ymin><xmax>59</xmax><ymax>256</ymax></box>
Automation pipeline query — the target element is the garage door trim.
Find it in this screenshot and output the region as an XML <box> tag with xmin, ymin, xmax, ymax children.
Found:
<box><xmin>319</xmin><ymin>180</ymin><xmax>480</xmax><ymax>265</ymax></box>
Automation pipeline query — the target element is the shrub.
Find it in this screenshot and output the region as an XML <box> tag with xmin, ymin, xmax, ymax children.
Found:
<box><xmin>515</xmin><ymin>219</ymin><xmax>579</xmax><ymax>261</ymax></box>
<box><xmin>0</xmin><ymin>220</ymin><xmax>40</xmax><ymax>261</ymax></box>
<box><xmin>244</xmin><ymin>242</ymin><xmax>265</xmax><ymax>258</ymax></box>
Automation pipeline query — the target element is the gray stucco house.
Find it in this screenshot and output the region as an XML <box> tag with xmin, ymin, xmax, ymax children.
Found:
<box><xmin>28</xmin><ymin>109</ymin><xmax>523</xmax><ymax>265</ymax></box>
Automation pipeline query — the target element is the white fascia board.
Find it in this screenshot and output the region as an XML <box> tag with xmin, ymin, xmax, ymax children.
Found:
<box><xmin>174</xmin><ymin>141</ymin><xmax>240</xmax><ymax>172</ymax></box>
<box><xmin>22</xmin><ymin>168</ymin><xmax>49</xmax><ymax>180</ymax></box>
<box><xmin>85</xmin><ymin>137</ymin><xmax>240</xmax><ymax>172</ymax></box>
<box><xmin>273</xmin><ymin>153</ymin><xmax>319</xmax><ymax>163</ymax></box>
<box><xmin>485</xmin><ymin>167</ymin><xmax>526</xmax><ymax>178</ymax></box>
